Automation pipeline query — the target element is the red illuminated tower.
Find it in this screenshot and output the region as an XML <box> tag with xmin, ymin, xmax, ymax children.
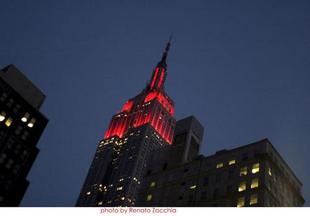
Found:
<box><xmin>77</xmin><ymin>38</ymin><xmax>176</xmax><ymax>206</ymax></box>
<box><xmin>104</xmin><ymin>38</ymin><xmax>175</xmax><ymax>144</ymax></box>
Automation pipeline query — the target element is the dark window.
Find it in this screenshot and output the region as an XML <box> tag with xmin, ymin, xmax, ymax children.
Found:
<box><xmin>0</xmin><ymin>92</ymin><xmax>7</xmax><ymax>101</ymax></box>
<box><xmin>13</xmin><ymin>104</ymin><xmax>21</xmax><ymax>113</ymax></box>
<box><xmin>173</xmin><ymin>133</ymin><xmax>187</xmax><ymax>145</ymax></box>
<box><xmin>162</xmin><ymin>163</ymin><xmax>168</xmax><ymax>170</ymax></box>
<box><xmin>178</xmin><ymin>196</ymin><xmax>183</xmax><ymax>200</ymax></box>
<box><xmin>6</xmin><ymin>98</ymin><xmax>14</xmax><ymax>107</ymax></box>
<box><xmin>213</xmin><ymin>188</ymin><xmax>219</xmax><ymax>199</ymax></box>
<box><xmin>181</xmin><ymin>182</ymin><xmax>186</xmax><ymax>186</ymax></box>
<box><xmin>216</xmin><ymin>174</ymin><xmax>221</xmax><ymax>182</ymax></box>
<box><xmin>227</xmin><ymin>185</ymin><xmax>232</xmax><ymax>194</ymax></box>
<box><xmin>228</xmin><ymin>169</ymin><xmax>234</xmax><ymax>178</ymax></box>
<box><xmin>188</xmin><ymin>195</ymin><xmax>194</xmax><ymax>205</ymax></box>
<box><xmin>242</xmin><ymin>153</ymin><xmax>248</xmax><ymax>161</ymax></box>
<box><xmin>188</xmin><ymin>137</ymin><xmax>199</xmax><ymax>160</ymax></box>
<box><xmin>147</xmin><ymin>169</ymin><xmax>152</xmax><ymax>176</ymax></box>
<box><xmin>203</xmin><ymin>177</ymin><xmax>209</xmax><ymax>186</ymax></box>
<box><xmin>201</xmin><ymin>191</ymin><xmax>207</xmax><ymax>200</ymax></box>
<box><xmin>254</xmin><ymin>151</ymin><xmax>261</xmax><ymax>157</ymax></box>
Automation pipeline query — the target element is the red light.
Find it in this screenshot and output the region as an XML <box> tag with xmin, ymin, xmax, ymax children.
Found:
<box><xmin>144</xmin><ymin>92</ymin><xmax>157</xmax><ymax>103</ymax></box>
<box><xmin>121</xmin><ymin>100</ymin><xmax>133</xmax><ymax>112</ymax></box>
<box><xmin>157</xmin><ymin>68</ymin><xmax>165</xmax><ymax>88</ymax></box>
<box><xmin>104</xmin><ymin>115</ymin><xmax>128</xmax><ymax>139</ymax></box>
<box><xmin>104</xmin><ymin>67</ymin><xmax>175</xmax><ymax>144</ymax></box>
<box><xmin>144</xmin><ymin>92</ymin><xmax>174</xmax><ymax>115</ymax></box>
<box><xmin>150</xmin><ymin>68</ymin><xmax>159</xmax><ymax>89</ymax></box>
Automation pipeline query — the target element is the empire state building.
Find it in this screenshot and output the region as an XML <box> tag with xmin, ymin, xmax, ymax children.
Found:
<box><xmin>76</xmin><ymin>39</ymin><xmax>176</xmax><ymax>206</ymax></box>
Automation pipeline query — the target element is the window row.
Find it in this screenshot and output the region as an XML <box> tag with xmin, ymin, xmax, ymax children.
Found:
<box><xmin>0</xmin><ymin>111</ymin><xmax>36</xmax><ymax>128</ymax></box>
<box><xmin>216</xmin><ymin>161</ymin><xmax>260</xmax><ymax>175</ymax></box>
<box><xmin>240</xmin><ymin>163</ymin><xmax>260</xmax><ymax>176</ymax></box>
<box><xmin>237</xmin><ymin>194</ymin><xmax>258</xmax><ymax>207</ymax></box>
<box><xmin>238</xmin><ymin>178</ymin><xmax>259</xmax><ymax>192</ymax></box>
<box><xmin>216</xmin><ymin>159</ymin><xmax>235</xmax><ymax>168</ymax></box>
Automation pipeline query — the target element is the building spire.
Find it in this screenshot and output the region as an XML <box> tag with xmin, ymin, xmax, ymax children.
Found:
<box><xmin>158</xmin><ymin>35</ymin><xmax>172</xmax><ymax>68</ymax></box>
<box><xmin>147</xmin><ymin>36</ymin><xmax>173</xmax><ymax>90</ymax></box>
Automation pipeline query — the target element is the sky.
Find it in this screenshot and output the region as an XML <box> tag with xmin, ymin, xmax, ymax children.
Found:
<box><xmin>0</xmin><ymin>0</ymin><xmax>309</xmax><ymax>206</ymax></box>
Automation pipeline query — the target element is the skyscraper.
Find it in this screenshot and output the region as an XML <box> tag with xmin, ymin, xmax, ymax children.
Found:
<box><xmin>77</xmin><ymin>39</ymin><xmax>176</xmax><ymax>206</ymax></box>
<box><xmin>0</xmin><ymin>65</ymin><xmax>48</xmax><ymax>206</ymax></box>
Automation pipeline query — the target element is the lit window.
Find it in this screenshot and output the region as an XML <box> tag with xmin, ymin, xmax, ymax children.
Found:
<box><xmin>216</xmin><ymin>163</ymin><xmax>223</xmax><ymax>169</ymax></box>
<box><xmin>228</xmin><ymin>160</ymin><xmax>236</xmax><ymax>165</ymax></box>
<box><xmin>190</xmin><ymin>185</ymin><xmax>197</xmax><ymax>190</ymax></box>
<box><xmin>146</xmin><ymin>194</ymin><xmax>152</xmax><ymax>201</ymax></box>
<box><xmin>5</xmin><ymin>118</ymin><xmax>12</xmax><ymax>127</ymax></box>
<box><xmin>252</xmin><ymin>163</ymin><xmax>260</xmax><ymax>174</ymax></box>
<box><xmin>27</xmin><ymin>118</ymin><xmax>36</xmax><ymax>128</ymax></box>
<box><xmin>119</xmin><ymin>178</ymin><xmax>124</xmax><ymax>182</ymax></box>
<box><xmin>0</xmin><ymin>111</ymin><xmax>6</xmax><ymax>121</ymax></box>
<box><xmin>268</xmin><ymin>168</ymin><xmax>272</xmax><ymax>176</ymax></box>
<box><xmin>251</xmin><ymin>178</ymin><xmax>259</xmax><ymax>189</ymax></box>
<box><xmin>150</xmin><ymin>181</ymin><xmax>156</xmax><ymax>187</ymax></box>
<box><xmin>116</xmin><ymin>186</ymin><xmax>123</xmax><ymax>191</ymax></box>
<box><xmin>237</xmin><ymin>197</ymin><xmax>245</xmax><ymax>207</ymax></box>
<box><xmin>240</xmin><ymin>167</ymin><xmax>247</xmax><ymax>176</ymax></box>
<box><xmin>21</xmin><ymin>113</ymin><xmax>29</xmax><ymax>122</ymax></box>
<box><xmin>86</xmin><ymin>191</ymin><xmax>91</xmax><ymax>195</ymax></box>
<box><xmin>98</xmin><ymin>201</ymin><xmax>103</xmax><ymax>205</ymax></box>
<box><xmin>250</xmin><ymin>194</ymin><xmax>258</xmax><ymax>205</ymax></box>
<box><xmin>238</xmin><ymin>182</ymin><xmax>246</xmax><ymax>192</ymax></box>
<box><xmin>121</xmin><ymin>197</ymin><xmax>125</xmax><ymax>200</ymax></box>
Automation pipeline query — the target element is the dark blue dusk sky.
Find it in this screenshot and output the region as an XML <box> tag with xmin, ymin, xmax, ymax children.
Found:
<box><xmin>0</xmin><ymin>0</ymin><xmax>309</xmax><ymax>206</ymax></box>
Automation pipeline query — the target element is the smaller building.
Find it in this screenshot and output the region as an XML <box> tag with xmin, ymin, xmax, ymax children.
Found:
<box><xmin>138</xmin><ymin>134</ymin><xmax>304</xmax><ymax>207</ymax></box>
<box><xmin>0</xmin><ymin>65</ymin><xmax>48</xmax><ymax>206</ymax></box>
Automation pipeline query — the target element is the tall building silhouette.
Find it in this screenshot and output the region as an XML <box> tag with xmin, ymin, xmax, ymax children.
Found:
<box><xmin>77</xmin><ymin>41</ymin><xmax>304</xmax><ymax>207</ymax></box>
<box><xmin>0</xmin><ymin>65</ymin><xmax>48</xmax><ymax>206</ymax></box>
<box><xmin>77</xmin><ymin>39</ymin><xmax>176</xmax><ymax>206</ymax></box>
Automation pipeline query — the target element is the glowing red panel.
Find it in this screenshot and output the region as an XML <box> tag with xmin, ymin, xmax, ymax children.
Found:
<box><xmin>121</xmin><ymin>100</ymin><xmax>133</xmax><ymax>112</ymax></box>
<box><xmin>150</xmin><ymin>68</ymin><xmax>159</xmax><ymax>89</ymax></box>
<box><xmin>104</xmin><ymin>115</ymin><xmax>129</xmax><ymax>139</ymax></box>
<box><xmin>144</xmin><ymin>92</ymin><xmax>157</xmax><ymax>103</ymax></box>
<box><xmin>144</xmin><ymin>92</ymin><xmax>174</xmax><ymax>115</ymax></box>
<box><xmin>157</xmin><ymin>68</ymin><xmax>165</xmax><ymax>88</ymax></box>
<box><xmin>105</xmin><ymin>87</ymin><xmax>175</xmax><ymax>144</ymax></box>
<box><xmin>157</xmin><ymin>93</ymin><xmax>174</xmax><ymax>115</ymax></box>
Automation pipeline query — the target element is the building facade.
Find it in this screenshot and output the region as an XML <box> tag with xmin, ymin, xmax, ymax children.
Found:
<box><xmin>138</xmin><ymin>138</ymin><xmax>304</xmax><ymax>207</ymax></box>
<box><xmin>0</xmin><ymin>65</ymin><xmax>48</xmax><ymax>206</ymax></box>
<box><xmin>77</xmin><ymin>41</ymin><xmax>304</xmax><ymax>207</ymax></box>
